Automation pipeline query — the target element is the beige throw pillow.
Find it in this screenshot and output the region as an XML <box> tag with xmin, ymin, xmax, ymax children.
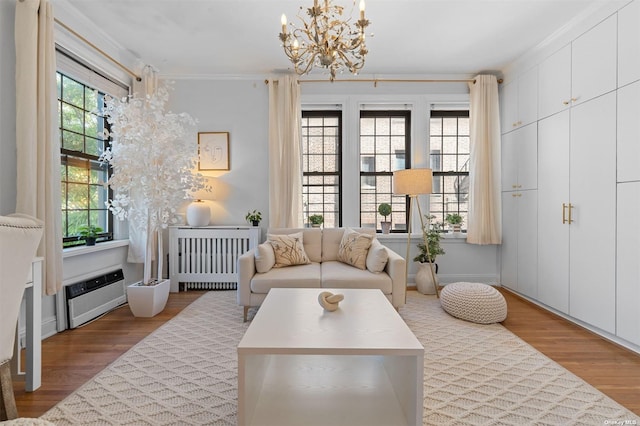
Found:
<box><xmin>337</xmin><ymin>228</ymin><xmax>373</xmax><ymax>270</ymax></box>
<box><xmin>254</xmin><ymin>242</ymin><xmax>275</xmax><ymax>273</ymax></box>
<box><xmin>267</xmin><ymin>232</ymin><xmax>310</xmax><ymax>268</ymax></box>
<box><xmin>366</xmin><ymin>239</ymin><xmax>389</xmax><ymax>273</ymax></box>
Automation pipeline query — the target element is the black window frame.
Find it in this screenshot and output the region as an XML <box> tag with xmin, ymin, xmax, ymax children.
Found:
<box><xmin>359</xmin><ymin>110</ymin><xmax>411</xmax><ymax>232</ymax></box>
<box><xmin>429</xmin><ymin>110</ymin><xmax>470</xmax><ymax>229</ymax></box>
<box><xmin>301</xmin><ymin>110</ymin><xmax>343</xmax><ymax>227</ymax></box>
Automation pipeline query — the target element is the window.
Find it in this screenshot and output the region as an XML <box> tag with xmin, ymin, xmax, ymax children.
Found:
<box><xmin>301</xmin><ymin>111</ymin><xmax>342</xmax><ymax>227</ymax></box>
<box><xmin>57</xmin><ymin>49</ymin><xmax>129</xmax><ymax>247</ymax></box>
<box><xmin>359</xmin><ymin>111</ymin><xmax>410</xmax><ymax>231</ymax></box>
<box><xmin>58</xmin><ymin>71</ymin><xmax>112</xmax><ymax>247</ymax></box>
<box><xmin>429</xmin><ymin>110</ymin><xmax>470</xmax><ymax>229</ymax></box>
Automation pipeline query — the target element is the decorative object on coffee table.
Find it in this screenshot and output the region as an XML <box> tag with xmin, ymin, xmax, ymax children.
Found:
<box><xmin>318</xmin><ymin>291</ymin><xmax>344</xmax><ymax>311</ymax></box>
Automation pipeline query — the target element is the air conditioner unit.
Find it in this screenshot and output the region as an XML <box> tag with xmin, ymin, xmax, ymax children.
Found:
<box><xmin>66</xmin><ymin>269</ymin><xmax>126</xmax><ymax>328</ymax></box>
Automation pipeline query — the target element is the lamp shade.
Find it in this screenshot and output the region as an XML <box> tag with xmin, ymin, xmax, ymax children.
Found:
<box><xmin>393</xmin><ymin>169</ymin><xmax>433</xmax><ymax>195</ymax></box>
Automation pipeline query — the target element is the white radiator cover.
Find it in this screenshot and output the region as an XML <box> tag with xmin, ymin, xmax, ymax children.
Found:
<box><xmin>169</xmin><ymin>226</ymin><xmax>261</xmax><ymax>291</ymax></box>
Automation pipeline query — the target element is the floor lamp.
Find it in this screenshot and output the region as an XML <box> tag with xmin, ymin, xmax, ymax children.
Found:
<box><xmin>393</xmin><ymin>168</ymin><xmax>440</xmax><ymax>299</ymax></box>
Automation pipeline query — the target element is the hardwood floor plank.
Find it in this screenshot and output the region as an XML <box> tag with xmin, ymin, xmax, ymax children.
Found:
<box><xmin>12</xmin><ymin>288</ymin><xmax>640</xmax><ymax>419</ymax></box>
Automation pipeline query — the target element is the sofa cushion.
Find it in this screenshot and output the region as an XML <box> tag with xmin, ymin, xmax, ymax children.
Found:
<box><xmin>337</xmin><ymin>228</ymin><xmax>373</xmax><ymax>270</ymax></box>
<box><xmin>267</xmin><ymin>228</ymin><xmax>322</xmax><ymax>263</ymax></box>
<box><xmin>323</xmin><ymin>227</ymin><xmax>376</xmax><ymax>262</ymax></box>
<box><xmin>321</xmin><ymin>261</ymin><xmax>393</xmax><ymax>294</ymax></box>
<box><xmin>267</xmin><ymin>232</ymin><xmax>310</xmax><ymax>268</ymax></box>
<box><xmin>251</xmin><ymin>263</ymin><xmax>322</xmax><ymax>293</ymax></box>
<box><xmin>366</xmin><ymin>239</ymin><xmax>389</xmax><ymax>273</ymax></box>
<box><xmin>255</xmin><ymin>242</ymin><xmax>275</xmax><ymax>273</ymax></box>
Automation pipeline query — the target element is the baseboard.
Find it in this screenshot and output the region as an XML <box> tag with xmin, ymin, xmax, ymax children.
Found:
<box><xmin>409</xmin><ymin>273</ymin><xmax>498</xmax><ymax>286</ymax></box>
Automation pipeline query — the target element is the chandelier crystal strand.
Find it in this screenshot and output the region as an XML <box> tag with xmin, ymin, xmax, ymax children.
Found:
<box><xmin>280</xmin><ymin>0</ymin><xmax>370</xmax><ymax>81</ymax></box>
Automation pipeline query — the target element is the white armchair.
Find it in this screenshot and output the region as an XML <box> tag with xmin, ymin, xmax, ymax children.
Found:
<box><xmin>0</xmin><ymin>214</ymin><xmax>43</xmax><ymax>421</ymax></box>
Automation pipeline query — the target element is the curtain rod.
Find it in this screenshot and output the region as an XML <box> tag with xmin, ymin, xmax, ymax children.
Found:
<box><xmin>54</xmin><ymin>18</ymin><xmax>142</xmax><ymax>82</ymax></box>
<box><xmin>265</xmin><ymin>78</ymin><xmax>503</xmax><ymax>86</ymax></box>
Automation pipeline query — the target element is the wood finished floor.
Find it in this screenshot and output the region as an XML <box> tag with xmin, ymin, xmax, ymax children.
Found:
<box><xmin>12</xmin><ymin>288</ymin><xmax>640</xmax><ymax>419</ymax></box>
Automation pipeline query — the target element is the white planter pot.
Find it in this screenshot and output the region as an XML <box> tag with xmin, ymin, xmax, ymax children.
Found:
<box><xmin>127</xmin><ymin>279</ymin><xmax>171</xmax><ymax>317</ymax></box>
<box><xmin>415</xmin><ymin>262</ymin><xmax>438</xmax><ymax>295</ymax></box>
<box><xmin>381</xmin><ymin>221</ymin><xmax>392</xmax><ymax>234</ymax></box>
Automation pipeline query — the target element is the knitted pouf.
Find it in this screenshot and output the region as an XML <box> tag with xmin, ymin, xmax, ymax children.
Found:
<box><xmin>440</xmin><ymin>282</ymin><xmax>507</xmax><ymax>324</ymax></box>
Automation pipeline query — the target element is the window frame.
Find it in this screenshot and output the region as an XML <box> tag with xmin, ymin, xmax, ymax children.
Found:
<box><xmin>359</xmin><ymin>110</ymin><xmax>411</xmax><ymax>232</ymax></box>
<box><xmin>429</xmin><ymin>109</ymin><xmax>470</xmax><ymax>229</ymax></box>
<box><xmin>301</xmin><ymin>110</ymin><xmax>343</xmax><ymax>227</ymax></box>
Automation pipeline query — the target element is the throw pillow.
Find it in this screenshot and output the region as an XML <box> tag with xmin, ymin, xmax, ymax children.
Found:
<box><xmin>254</xmin><ymin>242</ymin><xmax>275</xmax><ymax>273</ymax></box>
<box><xmin>337</xmin><ymin>228</ymin><xmax>373</xmax><ymax>270</ymax></box>
<box><xmin>366</xmin><ymin>239</ymin><xmax>389</xmax><ymax>273</ymax></box>
<box><xmin>267</xmin><ymin>232</ymin><xmax>311</xmax><ymax>268</ymax></box>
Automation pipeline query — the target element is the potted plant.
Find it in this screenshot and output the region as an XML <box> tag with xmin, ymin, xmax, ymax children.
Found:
<box><xmin>101</xmin><ymin>79</ymin><xmax>208</xmax><ymax>317</ymax></box>
<box><xmin>445</xmin><ymin>213</ymin><xmax>464</xmax><ymax>233</ymax></box>
<box><xmin>77</xmin><ymin>225</ymin><xmax>103</xmax><ymax>246</ymax></box>
<box><xmin>309</xmin><ymin>214</ymin><xmax>324</xmax><ymax>228</ymax></box>
<box><xmin>413</xmin><ymin>215</ymin><xmax>445</xmax><ymax>295</ymax></box>
<box><xmin>245</xmin><ymin>210</ymin><xmax>262</xmax><ymax>226</ymax></box>
<box><xmin>378</xmin><ymin>203</ymin><xmax>392</xmax><ymax>234</ymax></box>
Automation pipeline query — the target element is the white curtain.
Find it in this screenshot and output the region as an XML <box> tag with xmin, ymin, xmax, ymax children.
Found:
<box><xmin>268</xmin><ymin>75</ymin><xmax>303</xmax><ymax>228</ymax></box>
<box><xmin>466</xmin><ymin>74</ymin><xmax>502</xmax><ymax>245</ymax></box>
<box><xmin>15</xmin><ymin>0</ymin><xmax>62</xmax><ymax>295</ymax></box>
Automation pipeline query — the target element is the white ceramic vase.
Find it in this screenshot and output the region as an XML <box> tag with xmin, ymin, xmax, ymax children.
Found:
<box><xmin>415</xmin><ymin>262</ymin><xmax>438</xmax><ymax>295</ymax></box>
<box><xmin>127</xmin><ymin>278</ymin><xmax>171</xmax><ymax>317</ymax></box>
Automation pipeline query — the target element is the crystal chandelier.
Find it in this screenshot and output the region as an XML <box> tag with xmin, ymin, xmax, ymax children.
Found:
<box><xmin>279</xmin><ymin>0</ymin><xmax>370</xmax><ymax>81</ymax></box>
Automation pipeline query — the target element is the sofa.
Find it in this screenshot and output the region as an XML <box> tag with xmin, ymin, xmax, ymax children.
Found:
<box><xmin>237</xmin><ymin>227</ymin><xmax>406</xmax><ymax>321</ymax></box>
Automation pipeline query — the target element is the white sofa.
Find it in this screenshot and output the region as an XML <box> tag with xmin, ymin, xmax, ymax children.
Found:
<box><xmin>237</xmin><ymin>227</ymin><xmax>406</xmax><ymax>321</ymax></box>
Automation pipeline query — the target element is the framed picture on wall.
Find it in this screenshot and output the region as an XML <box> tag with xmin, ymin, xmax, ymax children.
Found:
<box><xmin>198</xmin><ymin>132</ymin><xmax>230</xmax><ymax>171</ymax></box>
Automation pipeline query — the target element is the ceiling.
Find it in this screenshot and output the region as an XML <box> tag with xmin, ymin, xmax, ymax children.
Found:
<box><xmin>63</xmin><ymin>0</ymin><xmax>606</xmax><ymax>79</ymax></box>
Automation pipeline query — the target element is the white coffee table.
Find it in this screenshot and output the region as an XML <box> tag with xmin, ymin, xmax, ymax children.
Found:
<box><xmin>237</xmin><ymin>288</ymin><xmax>424</xmax><ymax>426</ymax></box>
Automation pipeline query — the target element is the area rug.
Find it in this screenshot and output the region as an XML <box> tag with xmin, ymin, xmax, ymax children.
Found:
<box><xmin>41</xmin><ymin>291</ymin><xmax>639</xmax><ymax>425</ymax></box>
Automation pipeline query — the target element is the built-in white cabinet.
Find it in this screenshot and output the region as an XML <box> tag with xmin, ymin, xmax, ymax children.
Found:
<box><xmin>618</xmin><ymin>0</ymin><xmax>640</xmax><ymax>88</ymax></box>
<box><xmin>568</xmin><ymin>92</ymin><xmax>617</xmax><ymax>334</ymax></box>
<box><xmin>617</xmin><ymin>80</ymin><xmax>640</xmax><ymax>183</ymax></box>
<box><xmin>616</xmin><ymin>182</ymin><xmax>640</xmax><ymax>347</ymax></box>
<box><xmin>500</xmin><ymin>66</ymin><xmax>538</xmax><ymax>133</ymax></box>
<box><xmin>538</xmin><ymin>44</ymin><xmax>571</xmax><ymax>120</ymax></box>
<box><xmin>501</xmin><ymin>190</ymin><xmax>537</xmax><ymax>299</ymax></box>
<box><xmin>500</xmin><ymin>123</ymin><xmax>537</xmax><ymax>192</ymax></box>
<box><xmin>571</xmin><ymin>14</ymin><xmax>617</xmax><ymax>106</ymax></box>
<box><xmin>537</xmin><ymin>110</ymin><xmax>570</xmax><ymax>314</ymax></box>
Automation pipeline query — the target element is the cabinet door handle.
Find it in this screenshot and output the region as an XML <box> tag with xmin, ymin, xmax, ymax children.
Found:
<box><xmin>512</xmin><ymin>184</ymin><xmax>517</xmax><ymax>189</ymax></box>
<box><xmin>563</xmin><ymin>100</ymin><xmax>570</xmax><ymax>105</ymax></box>
<box><xmin>571</xmin><ymin>97</ymin><xmax>578</xmax><ymax>103</ymax></box>
<box><xmin>568</xmin><ymin>203</ymin><xmax>574</xmax><ymax>224</ymax></box>
<box><xmin>562</xmin><ymin>203</ymin><xmax>567</xmax><ymax>224</ymax></box>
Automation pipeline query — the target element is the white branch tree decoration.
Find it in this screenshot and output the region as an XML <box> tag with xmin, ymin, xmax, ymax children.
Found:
<box><xmin>101</xmin><ymin>79</ymin><xmax>208</xmax><ymax>285</ymax></box>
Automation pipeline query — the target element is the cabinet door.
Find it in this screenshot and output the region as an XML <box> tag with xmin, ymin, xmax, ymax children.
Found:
<box><xmin>537</xmin><ymin>110</ymin><xmax>570</xmax><ymax>313</ymax></box>
<box><xmin>500</xmin><ymin>80</ymin><xmax>518</xmax><ymax>134</ymax></box>
<box><xmin>517</xmin><ymin>123</ymin><xmax>537</xmax><ymax>191</ymax></box>
<box><xmin>618</xmin><ymin>0</ymin><xmax>640</xmax><ymax>88</ymax></box>
<box><xmin>501</xmin><ymin>131</ymin><xmax>518</xmax><ymax>191</ymax></box>
<box><xmin>517</xmin><ymin>190</ymin><xmax>537</xmax><ymax>298</ymax></box>
<box><xmin>617</xmin><ymin>182</ymin><xmax>640</xmax><ymax>346</ymax></box>
<box><xmin>538</xmin><ymin>44</ymin><xmax>571</xmax><ymax>119</ymax></box>
<box><xmin>617</xmin><ymin>80</ymin><xmax>640</xmax><ymax>183</ymax></box>
<box><xmin>501</xmin><ymin>192</ymin><xmax>518</xmax><ymax>290</ymax></box>
<box><xmin>569</xmin><ymin>92</ymin><xmax>617</xmax><ymax>333</ymax></box>
<box><xmin>518</xmin><ymin>66</ymin><xmax>538</xmax><ymax>127</ymax></box>
<box><xmin>572</xmin><ymin>14</ymin><xmax>617</xmax><ymax>106</ymax></box>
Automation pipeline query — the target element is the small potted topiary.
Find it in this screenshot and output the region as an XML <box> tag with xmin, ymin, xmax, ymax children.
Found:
<box><xmin>77</xmin><ymin>225</ymin><xmax>103</xmax><ymax>246</ymax></box>
<box><xmin>245</xmin><ymin>210</ymin><xmax>262</xmax><ymax>226</ymax></box>
<box><xmin>445</xmin><ymin>213</ymin><xmax>463</xmax><ymax>233</ymax></box>
<box><xmin>378</xmin><ymin>203</ymin><xmax>392</xmax><ymax>234</ymax></box>
<box><xmin>309</xmin><ymin>214</ymin><xmax>324</xmax><ymax>228</ymax></box>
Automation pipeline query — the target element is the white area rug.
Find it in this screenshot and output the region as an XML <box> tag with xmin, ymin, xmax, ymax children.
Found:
<box><xmin>41</xmin><ymin>291</ymin><xmax>639</xmax><ymax>425</ymax></box>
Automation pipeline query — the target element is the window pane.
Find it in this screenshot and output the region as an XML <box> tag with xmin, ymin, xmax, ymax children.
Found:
<box><xmin>430</xmin><ymin>111</ymin><xmax>470</xmax><ymax>228</ymax></box>
<box><xmin>301</xmin><ymin>111</ymin><xmax>342</xmax><ymax>227</ymax></box>
<box><xmin>359</xmin><ymin>111</ymin><xmax>409</xmax><ymax>232</ymax></box>
<box><xmin>62</xmin><ymin>77</ymin><xmax>84</xmax><ymax>109</ymax></box>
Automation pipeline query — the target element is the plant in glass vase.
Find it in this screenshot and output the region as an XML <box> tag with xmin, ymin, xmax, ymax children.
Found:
<box><xmin>100</xmin><ymin>77</ymin><xmax>208</xmax><ymax>316</ymax></box>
